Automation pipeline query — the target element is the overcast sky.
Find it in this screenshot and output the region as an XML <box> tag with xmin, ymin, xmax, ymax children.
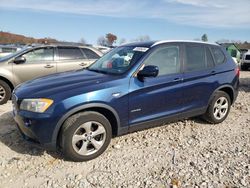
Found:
<box><xmin>1</xmin><ymin>0</ymin><xmax>250</xmax><ymax>44</ymax></box>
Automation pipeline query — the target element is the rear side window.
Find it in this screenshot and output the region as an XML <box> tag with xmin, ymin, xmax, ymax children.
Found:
<box><xmin>58</xmin><ymin>47</ymin><xmax>84</xmax><ymax>60</ymax></box>
<box><xmin>185</xmin><ymin>45</ymin><xmax>206</xmax><ymax>72</ymax></box>
<box><xmin>211</xmin><ymin>47</ymin><xmax>225</xmax><ymax>65</ymax></box>
<box><xmin>81</xmin><ymin>48</ymin><xmax>100</xmax><ymax>59</ymax></box>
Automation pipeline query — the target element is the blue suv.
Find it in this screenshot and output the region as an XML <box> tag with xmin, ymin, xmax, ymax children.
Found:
<box><xmin>13</xmin><ymin>41</ymin><xmax>239</xmax><ymax>161</ymax></box>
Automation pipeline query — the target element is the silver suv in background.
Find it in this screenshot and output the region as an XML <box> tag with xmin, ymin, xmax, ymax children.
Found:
<box><xmin>0</xmin><ymin>45</ymin><xmax>103</xmax><ymax>104</ymax></box>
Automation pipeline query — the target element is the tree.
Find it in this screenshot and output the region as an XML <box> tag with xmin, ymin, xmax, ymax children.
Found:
<box><xmin>97</xmin><ymin>36</ymin><xmax>107</xmax><ymax>46</ymax></box>
<box><xmin>79</xmin><ymin>38</ymin><xmax>86</xmax><ymax>44</ymax></box>
<box><xmin>106</xmin><ymin>33</ymin><xmax>117</xmax><ymax>46</ymax></box>
<box><xmin>201</xmin><ymin>34</ymin><xmax>208</xmax><ymax>42</ymax></box>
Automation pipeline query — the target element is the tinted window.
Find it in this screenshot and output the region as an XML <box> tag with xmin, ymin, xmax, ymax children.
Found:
<box><xmin>206</xmin><ymin>47</ymin><xmax>214</xmax><ymax>68</ymax></box>
<box><xmin>185</xmin><ymin>45</ymin><xmax>206</xmax><ymax>72</ymax></box>
<box><xmin>2</xmin><ymin>48</ymin><xmax>16</xmax><ymax>53</ymax></box>
<box><xmin>211</xmin><ymin>47</ymin><xmax>225</xmax><ymax>65</ymax></box>
<box><xmin>82</xmin><ymin>48</ymin><xmax>100</xmax><ymax>59</ymax></box>
<box><xmin>144</xmin><ymin>46</ymin><xmax>180</xmax><ymax>76</ymax></box>
<box><xmin>23</xmin><ymin>47</ymin><xmax>54</xmax><ymax>62</ymax></box>
<box><xmin>245</xmin><ymin>55</ymin><xmax>250</xmax><ymax>60</ymax></box>
<box><xmin>58</xmin><ymin>47</ymin><xmax>84</xmax><ymax>60</ymax></box>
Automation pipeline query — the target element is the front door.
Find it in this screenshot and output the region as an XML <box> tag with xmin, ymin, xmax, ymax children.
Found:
<box><xmin>129</xmin><ymin>44</ymin><xmax>184</xmax><ymax>127</ymax></box>
<box><xmin>13</xmin><ymin>47</ymin><xmax>56</xmax><ymax>85</ymax></box>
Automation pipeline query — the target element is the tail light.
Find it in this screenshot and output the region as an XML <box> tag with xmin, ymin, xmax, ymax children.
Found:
<box><xmin>235</xmin><ymin>66</ymin><xmax>240</xmax><ymax>77</ymax></box>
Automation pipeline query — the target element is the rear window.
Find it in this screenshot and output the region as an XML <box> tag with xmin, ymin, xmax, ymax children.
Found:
<box><xmin>58</xmin><ymin>47</ymin><xmax>84</xmax><ymax>60</ymax></box>
<box><xmin>81</xmin><ymin>48</ymin><xmax>100</xmax><ymax>59</ymax></box>
<box><xmin>245</xmin><ymin>55</ymin><xmax>250</xmax><ymax>60</ymax></box>
<box><xmin>211</xmin><ymin>47</ymin><xmax>225</xmax><ymax>65</ymax></box>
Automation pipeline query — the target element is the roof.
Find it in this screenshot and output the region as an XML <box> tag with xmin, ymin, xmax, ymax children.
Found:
<box><xmin>122</xmin><ymin>40</ymin><xmax>219</xmax><ymax>48</ymax></box>
<box><xmin>121</xmin><ymin>41</ymin><xmax>157</xmax><ymax>48</ymax></box>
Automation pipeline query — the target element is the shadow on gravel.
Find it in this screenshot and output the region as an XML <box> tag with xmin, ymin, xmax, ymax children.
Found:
<box><xmin>240</xmin><ymin>76</ymin><xmax>250</xmax><ymax>92</ymax></box>
<box><xmin>0</xmin><ymin>111</ymin><xmax>62</xmax><ymax>159</ymax></box>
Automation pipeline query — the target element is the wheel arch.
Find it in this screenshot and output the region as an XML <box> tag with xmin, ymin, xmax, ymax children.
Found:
<box><xmin>53</xmin><ymin>103</ymin><xmax>121</xmax><ymax>148</ymax></box>
<box><xmin>0</xmin><ymin>76</ymin><xmax>15</xmax><ymax>91</ymax></box>
<box><xmin>208</xmin><ymin>85</ymin><xmax>235</xmax><ymax>106</ymax></box>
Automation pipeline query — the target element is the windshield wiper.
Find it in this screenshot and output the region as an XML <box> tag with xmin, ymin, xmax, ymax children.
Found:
<box><xmin>86</xmin><ymin>68</ymin><xmax>108</xmax><ymax>74</ymax></box>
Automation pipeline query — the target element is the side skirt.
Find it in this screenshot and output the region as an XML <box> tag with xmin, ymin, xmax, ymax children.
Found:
<box><xmin>127</xmin><ymin>107</ymin><xmax>207</xmax><ymax>134</ymax></box>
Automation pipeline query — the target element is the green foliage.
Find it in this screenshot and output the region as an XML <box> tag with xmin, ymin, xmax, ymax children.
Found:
<box><xmin>201</xmin><ymin>34</ymin><xmax>208</xmax><ymax>42</ymax></box>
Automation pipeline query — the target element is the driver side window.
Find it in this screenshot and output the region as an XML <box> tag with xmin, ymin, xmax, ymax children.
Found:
<box><xmin>22</xmin><ymin>47</ymin><xmax>54</xmax><ymax>62</ymax></box>
<box><xmin>144</xmin><ymin>46</ymin><xmax>180</xmax><ymax>76</ymax></box>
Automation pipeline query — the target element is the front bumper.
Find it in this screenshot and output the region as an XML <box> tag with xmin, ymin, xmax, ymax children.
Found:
<box><xmin>13</xmin><ymin>109</ymin><xmax>59</xmax><ymax>151</ymax></box>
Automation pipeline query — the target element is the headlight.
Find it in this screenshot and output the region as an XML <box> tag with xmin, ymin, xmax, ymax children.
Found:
<box><xmin>20</xmin><ymin>99</ymin><xmax>53</xmax><ymax>113</ymax></box>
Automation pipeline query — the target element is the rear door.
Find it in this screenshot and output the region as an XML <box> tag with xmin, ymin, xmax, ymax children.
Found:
<box><xmin>182</xmin><ymin>43</ymin><xmax>216</xmax><ymax>112</ymax></box>
<box><xmin>56</xmin><ymin>46</ymin><xmax>88</xmax><ymax>73</ymax></box>
<box><xmin>81</xmin><ymin>47</ymin><xmax>101</xmax><ymax>67</ymax></box>
<box><xmin>129</xmin><ymin>44</ymin><xmax>184</xmax><ymax>126</ymax></box>
<box><xmin>13</xmin><ymin>47</ymin><xmax>56</xmax><ymax>84</ymax></box>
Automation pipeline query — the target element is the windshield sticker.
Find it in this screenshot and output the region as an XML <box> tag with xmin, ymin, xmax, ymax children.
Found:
<box><xmin>133</xmin><ymin>47</ymin><xmax>149</xmax><ymax>52</ymax></box>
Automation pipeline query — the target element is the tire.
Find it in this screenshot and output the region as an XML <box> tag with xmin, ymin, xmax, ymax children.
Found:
<box><xmin>203</xmin><ymin>91</ymin><xmax>231</xmax><ymax>124</ymax></box>
<box><xmin>60</xmin><ymin>111</ymin><xmax>112</xmax><ymax>162</ymax></box>
<box><xmin>0</xmin><ymin>80</ymin><xmax>11</xmax><ymax>105</ymax></box>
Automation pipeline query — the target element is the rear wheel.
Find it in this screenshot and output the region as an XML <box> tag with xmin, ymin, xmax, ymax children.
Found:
<box><xmin>60</xmin><ymin>111</ymin><xmax>112</xmax><ymax>162</ymax></box>
<box><xmin>0</xmin><ymin>80</ymin><xmax>11</xmax><ymax>105</ymax></box>
<box><xmin>203</xmin><ymin>91</ymin><xmax>231</xmax><ymax>124</ymax></box>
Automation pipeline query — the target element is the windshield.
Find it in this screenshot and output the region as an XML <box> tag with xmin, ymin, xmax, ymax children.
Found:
<box><xmin>87</xmin><ymin>46</ymin><xmax>147</xmax><ymax>75</ymax></box>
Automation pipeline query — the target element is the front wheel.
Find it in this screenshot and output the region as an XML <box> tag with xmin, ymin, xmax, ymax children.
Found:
<box><xmin>0</xmin><ymin>80</ymin><xmax>11</xmax><ymax>105</ymax></box>
<box><xmin>60</xmin><ymin>111</ymin><xmax>112</xmax><ymax>162</ymax></box>
<box><xmin>203</xmin><ymin>91</ymin><xmax>231</xmax><ymax>124</ymax></box>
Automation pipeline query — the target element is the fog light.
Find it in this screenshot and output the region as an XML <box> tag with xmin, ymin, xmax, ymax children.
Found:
<box><xmin>24</xmin><ymin>119</ymin><xmax>32</xmax><ymax>127</ymax></box>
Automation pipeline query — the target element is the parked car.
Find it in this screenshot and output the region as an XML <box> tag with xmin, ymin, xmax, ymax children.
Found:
<box><xmin>13</xmin><ymin>40</ymin><xmax>239</xmax><ymax>161</ymax></box>
<box><xmin>0</xmin><ymin>45</ymin><xmax>102</xmax><ymax>104</ymax></box>
<box><xmin>0</xmin><ymin>46</ymin><xmax>22</xmax><ymax>58</ymax></box>
<box><xmin>240</xmin><ymin>49</ymin><xmax>250</xmax><ymax>70</ymax></box>
<box><xmin>93</xmin><ymin>45</ymin><xmax>111</xmax><ymax>54</ymax></box>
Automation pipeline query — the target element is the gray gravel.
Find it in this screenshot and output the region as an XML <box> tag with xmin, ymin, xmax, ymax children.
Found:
<box><xmin>0</xmin><ymin>72</ymin><xmax>249</xmax><ymax>188</ymax></box>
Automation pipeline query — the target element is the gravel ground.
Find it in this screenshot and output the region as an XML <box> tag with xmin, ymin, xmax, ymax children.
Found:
<box><xmin>0</xmin><ymin>72</ymin><xmax>249</xmax><ymax>188</ymax></box>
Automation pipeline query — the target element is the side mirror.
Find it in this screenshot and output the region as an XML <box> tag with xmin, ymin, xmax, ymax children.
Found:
<box><xmin>137</xmin><ymin>65</ymin><xmax>159</xmax><ymax>81</ymax></box>
<box><xmin>14</xmin><ymin>56</ymin><xmax>26</xmax><ymax>64</ymax></box>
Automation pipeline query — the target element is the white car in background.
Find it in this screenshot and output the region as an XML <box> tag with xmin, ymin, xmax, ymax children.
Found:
<box><xmin>0</xmin><ymin>46</ymin><xmax>22</xmax><ymax>58</ymax></box>
<box><xmin>241</xmin><ymin>49</ymin><xmax>250</xmax><ymax>70</ymax></box>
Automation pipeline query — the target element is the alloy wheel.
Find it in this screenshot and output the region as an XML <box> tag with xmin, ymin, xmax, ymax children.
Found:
<box><xmin>72</xmin><ymin>121</ymin><xmax>106</xmax><ymax>156</ymax></box>
<box><xmin>213</xmin><ymin>97</ymin><xmax>229</xmax><ymax>120</ymax></box>
<box><xmin>0</xmin><ymin>86</ymin><xmax>6</xmax><ymax>102</ymax></box>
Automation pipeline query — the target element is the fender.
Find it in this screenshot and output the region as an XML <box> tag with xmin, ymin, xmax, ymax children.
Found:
<box><xmin>51</xmin><ymin>103</ymin><xmax>121</xmax><ymax>145</ymax></box>
<box><xmin>207</xmin><ymin>84</ymin><xmax>236</xmax><ymax>108</ymax></box>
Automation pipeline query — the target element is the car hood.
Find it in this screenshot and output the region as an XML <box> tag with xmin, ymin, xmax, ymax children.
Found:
<box><xmin>14</xmin><ymin>69</ymin><xmax>117</xmax><ymax>99</ymax></box>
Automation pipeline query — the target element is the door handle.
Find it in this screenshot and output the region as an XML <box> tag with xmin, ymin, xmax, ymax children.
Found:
<box><xmin>79</xmin><ymin>62</ymin><xmax>87</xmax><ymax>66</ymax></box>
<box><xmin>210</xmin><ymin>71</ymin><xmax>216</xmax><ymax>75</ymax></box>
<box><xmin>173</xmin><ymin>78</ymin><xmax>183</xmax><ymax>82</ymax></box>
<box><xmin>44</xmin><ymin>64</ymin><xmax>54</xmax><ymax>68</ymax></box>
